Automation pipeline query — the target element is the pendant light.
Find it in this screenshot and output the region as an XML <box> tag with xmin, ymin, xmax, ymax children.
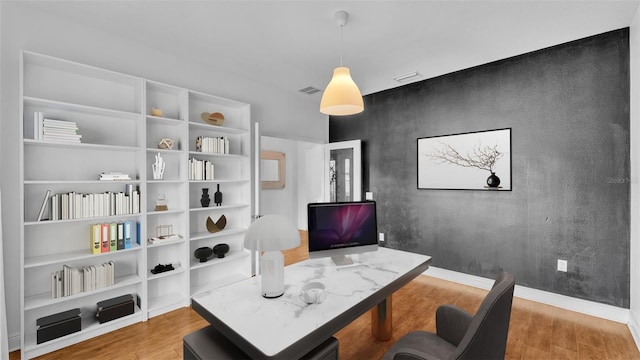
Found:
<box><xmin>320</xmin><ymin>11</ymin><xmax>364</xmax><ymax>116</ymax></box>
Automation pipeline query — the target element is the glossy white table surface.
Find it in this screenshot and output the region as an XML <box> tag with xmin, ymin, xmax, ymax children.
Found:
<box><xmin>191</xmin><ymin>247</ymin><xmax>431</xmax><ymax>359</ymax></box>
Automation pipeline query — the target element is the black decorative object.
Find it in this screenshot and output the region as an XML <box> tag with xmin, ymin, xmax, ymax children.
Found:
<box><xmin>213</xmin><ymin>243</ymin><xmax>230</xmax><ymax>258</ymax></box>
<box><xmin>486</xmin><ymin>172</ymin><xmax>501</xmax><ymax>188</ymax></box>
<box><xmin>214</xmin><ymin>184</ymin><xmax>223</xmax><ymax>206</ymax></box>
<box><xmin>200</xmin><ymin>188</ymin><xmax>210</xmax><ymax>207</ymax></box>
<box><xmin>150</xmin><ymin>263</ymin><xmax>175</xmax><ymax>274</ymax></box>
<box><xmin>96</xmin><ymin>294</ymin><xmax>135</xmax><ymax>324</ymax></box>
<box><xmin>36</xmin><ymin>308</ymin><xmax>81</xmax><ymax>344</ymax></box>
<box><xmin>194</xmin><ymin>247</ymin><xmax>213</xmax><ymax>262</ymax></box>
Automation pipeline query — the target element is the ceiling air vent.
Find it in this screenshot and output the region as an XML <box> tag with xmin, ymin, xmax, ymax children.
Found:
<box><xmin>298</xmin><ymin>86</ymin><xmax>322</xmax><ymax>95</ymax></box>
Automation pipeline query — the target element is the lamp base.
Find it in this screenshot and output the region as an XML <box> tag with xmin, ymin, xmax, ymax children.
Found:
<box><xmin>260</xmin><ymin>250</ymin><xmax>285</xmax><ymax>298</ymax></box>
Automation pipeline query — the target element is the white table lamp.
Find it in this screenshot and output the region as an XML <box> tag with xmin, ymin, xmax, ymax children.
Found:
<box><xmin>243</xmin><ymin>215</ymin><xmax>301</xmax><ymax>298</ymax></box>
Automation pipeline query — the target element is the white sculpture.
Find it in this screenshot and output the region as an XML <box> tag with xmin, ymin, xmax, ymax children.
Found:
<box><xmin>152</xmin><ymin>153</ymin><xmax>165</xmax><ymax>180</ymax></box>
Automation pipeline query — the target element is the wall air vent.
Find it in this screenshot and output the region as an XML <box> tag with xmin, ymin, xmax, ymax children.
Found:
<box><xmin>298</xmin><ymin>86</ymin><xmax>322</xmax><ymax>95</ymax></box>
<box><xmin>393</xmin><ymin>72</ymin><xmax>422</xmax><ymax>83</ymax></box>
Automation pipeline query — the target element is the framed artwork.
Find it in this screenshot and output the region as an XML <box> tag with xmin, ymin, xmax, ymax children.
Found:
<box><xmin>261</xmin><ymin>150</ymin><xmax>286</xmax><ymax>189</ymax></box>
<box><xmin>417</xmin><ymin>128</ymin><xmax>511</xmax><ymax>190</ymax></box>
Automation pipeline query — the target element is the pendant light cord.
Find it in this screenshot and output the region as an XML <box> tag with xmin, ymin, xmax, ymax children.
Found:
<box><xmin>340</xmin><ymin>24</ymin><xmax>344</xmax><ymax>67</ymax></box>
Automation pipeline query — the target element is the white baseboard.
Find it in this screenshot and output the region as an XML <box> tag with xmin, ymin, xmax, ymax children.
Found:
<box><xmin>424</xmin><ymin>266</ymin><xmax>629</xmax><ymax>323</ymax></box>
<box><xmin>629</xmin><ymin>311</ymin><xmax>640</xmax><ymax>350</ymax></box>
<box><xmin>9</xmin><ymin>334</ymin><xmax>20</xmax><ymax>353</ymax></box>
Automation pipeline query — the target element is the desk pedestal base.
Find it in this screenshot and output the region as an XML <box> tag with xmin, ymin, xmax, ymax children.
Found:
<box><xmin>371</xmin><ymin>295</ymin><xmax>393</xmax><ymax>341</ymax></box>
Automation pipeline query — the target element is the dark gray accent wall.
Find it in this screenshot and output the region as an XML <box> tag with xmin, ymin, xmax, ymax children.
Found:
<box><xmin>330</xmin><ymin>29</ymin><xmax>630</xmax><ymax>307</ymax></box>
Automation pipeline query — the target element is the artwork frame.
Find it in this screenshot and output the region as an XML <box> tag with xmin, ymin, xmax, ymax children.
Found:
<box><xmin>417</xmin><ymin>128</ymin><xmax>512</xmax><ymax>191</ymax></box>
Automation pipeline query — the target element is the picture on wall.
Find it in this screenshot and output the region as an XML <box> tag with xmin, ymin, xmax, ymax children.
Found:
<box><xmin>417</xmin><ymin>128</ymin><xmax>511</xmax><ymax>190</ymax></box>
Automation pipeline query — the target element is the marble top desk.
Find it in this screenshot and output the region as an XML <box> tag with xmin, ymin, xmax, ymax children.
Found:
<box><xmin>191</xmin><ymin>247</ymin><xmax>432</xmax><ymax>359</ymax></box>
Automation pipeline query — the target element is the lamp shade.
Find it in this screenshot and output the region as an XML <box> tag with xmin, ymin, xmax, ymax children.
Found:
<box><xmin>320</xmin><ymin>67</ymin><xmax>364</xmax><ymax>116</ymax></box>
<box><xmin>243</xmin><ymin>215</ymin><xmax>300</xmax><ymax>252</ymax></box>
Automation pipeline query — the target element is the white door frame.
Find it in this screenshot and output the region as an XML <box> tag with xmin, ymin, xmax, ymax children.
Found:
<box><xmin>324</xmin><ymin>140</ymin><xmax>362</xmax><ymax>202</ymax></box>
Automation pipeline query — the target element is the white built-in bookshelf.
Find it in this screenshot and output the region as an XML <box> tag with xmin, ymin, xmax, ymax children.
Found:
<box><xmin>19</xmin><ymin>51</ymin><xmax>253</xmax><ymax>359</ymax></box>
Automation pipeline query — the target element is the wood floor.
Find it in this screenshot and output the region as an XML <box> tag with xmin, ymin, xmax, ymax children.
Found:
<box><xmin>10</xmin><ymin>232</ymin><xmax>640</xmax><ymax>360</ymax></box>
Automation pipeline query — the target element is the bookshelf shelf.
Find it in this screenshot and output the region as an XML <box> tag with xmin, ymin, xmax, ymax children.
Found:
<box><xmin>189</xmin><ymin>203</ymin><xmax>249</xmax><ymax>212</ymax></box>
<box><xmin>147</xmin><ymin>264</ymin><xmax>185</xmax><ymax>281</ymax></box>
<box><xmin>24</xmin><ymin>244</ymin><xmax>142</xmax><ymax>268</ymax></box>
<box><xmin>23</xmin><ymin>96</ymin><xmax>142</xmax><ymax>121</ymax></box>
<box><xmin>20</xmin><ymin>50</ymin><xmax>253</xmax><ymax>359</ymax></box>
<box><xmin>147</xmin><ymin>236</ymin><xmax>185</xmax><ymax>248</ymax></box>
<box><xmin>145</xmin><ymin>115</ymin><xmax>184</xmax><ymax>125</ymax></box>
<box><xmin>24</xmin><ymin>180</ymin><xmax>143</xmax><ymax>185</ymax></box>
<box><xmin>189</xmin><ymin>227</ymin><xmax>247</xmax><ymax>242</ymax></box>
<box><xmin>189</xmin><ymin>250</ymin><xmax>250</xmax><ymax>271</ymax></box>
<box><xmin>148</xmin><ymin>292</ymin><xmax>186</xmax><ymax>318</ymax></box>
<box><xmin>24</xmin><ymin>214</ymin><xmax>140</xmax><ymax>226</ymax></box>
<box><xmin>24</xmin><ymin>139</ymin><xmax>141</xmax><ymax>152</ymax></box>
<box><xmin>24</xmin><ymin>274</ymin><xmax>142</xmax><ymax>311</ymax></box>
<box><xmin>23</xmin><ymin>306</ymin><xmax>143</xmax><ymax>359</ymax></box>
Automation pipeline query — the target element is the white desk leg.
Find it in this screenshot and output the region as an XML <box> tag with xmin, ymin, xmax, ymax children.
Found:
<box><xmin>371</xmin><ymin>295</ymin><xmax>392</xmax><ymax>340</ymax></box>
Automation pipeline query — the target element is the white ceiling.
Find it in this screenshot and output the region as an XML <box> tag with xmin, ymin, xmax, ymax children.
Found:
<box><xmin>28</xmin><ymin>0</ymin><xmax>640</xmax><ymax>97</ymax></box>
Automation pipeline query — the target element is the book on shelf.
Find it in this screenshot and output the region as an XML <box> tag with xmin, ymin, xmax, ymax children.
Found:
<box><xmin>37</xmin><ymin>190</ymin><xmax>51</xmax><ymax>221</ymax></box>
<box><xmin>35</xmin><ymin>116</ymin><xmax>82</xmax><ymax>143</ymax></box>
<box><xmin>109</xmin><ymin>223</ymin><xmax>118</xmax><ymax>252</ymax></box>
<box><xmin>196</xmin><ymin>136</ymin><xmax>230</xmax><ymax>155</ymax></box>
<box><xmin>117</xmin><ymin>222</ymin><xmax>124</xmax><ymax>250</ymax></box>
<box><xmin>101</xmin><ymin>223</ymin><xmax>110</xmax><ymax>253</ymax></box>
<box><xmin>124</xmin><ymin>221</ymin><xmax>133</xmax><ymax>249</ymax></box>
<box><xmin>46</xmin><ymin>185</ymin><xmax>140</xmax><ymax>221</ymax></box>
<box><xmin>147</xmin><ymin>234</ymin><xmax>183</xmax><ymax>244</ymax></box>
<box><xmin>100</xmin><ymin>172</ymin><xmax>131</xmax><ymax>181</ymax></box>
<box><xmin>91</xmin><ymin>224</ymin><xmax>101</xmax><ymax>255</ymax></box>
<box><xmin>188</xmin><ymin>158</ymin><xmax>215</xmax><ymax>180</ymax></box>
<box><xmin>51</xmin><ymin>261</ymin><xmax>115</xmax><ymax>299</ymax></box>
<box><xmin>33</xmin><ymin>112</ymin><xmax>43</xmax><ymax>140</ymax></box>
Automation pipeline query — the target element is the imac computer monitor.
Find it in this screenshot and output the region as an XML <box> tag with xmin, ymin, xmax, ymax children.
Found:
<box><xmin>307</xmin><ymin>201</ymin><xmax>378</xmax><ymax>266</ymax></box>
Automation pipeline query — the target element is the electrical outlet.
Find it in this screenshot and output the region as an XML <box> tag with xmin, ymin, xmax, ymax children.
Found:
<box><xmin>378</xmin><ymin>233</ymin><xmax>385</xmax><ymax>242</ymax></box>
<box><xmin>557</xmin><ymin>259</ymin><xmax>568</xmax><ymax>272</ymax></box>
<box><xmin>365</xmin><ymin>192</ymin><xmax>373</xmax><ymax>200</ymax></box>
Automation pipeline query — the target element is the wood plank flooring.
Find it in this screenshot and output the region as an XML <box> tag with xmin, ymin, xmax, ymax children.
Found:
<box><xmin>10</xmin><ymin>232</ymin><xmax>640</xmax><ymax>359</ymax></box>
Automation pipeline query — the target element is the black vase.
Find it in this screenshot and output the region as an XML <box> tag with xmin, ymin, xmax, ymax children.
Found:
<box><xmin>487</xmin><ymin>172</ymin><xmax>501</xmax><ymax>188</ymax></box>
<box><xmin>200</xmin><ymin>188</ymin><xmax>210</xmax><ymax>207</ymax></box>
<box><xmin>214</xmin><ymin>184</ymin><xmax>223</xmax><ymax>206</ymax></box>
<box><xmin>194</xmin><ymin>247</ymin><xmax>213</xmax><ymax>262</ymax></box>
<box><xmin>213</xmin><ymin>243</ymin><xmax>230</xmax><ymax>258</ymax></box>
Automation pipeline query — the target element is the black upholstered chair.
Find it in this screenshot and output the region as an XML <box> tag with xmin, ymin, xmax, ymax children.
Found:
<box><xmin>383</xmin><ymin>272</ymin><xmax>515</xmax><ymax>360</ymax></box>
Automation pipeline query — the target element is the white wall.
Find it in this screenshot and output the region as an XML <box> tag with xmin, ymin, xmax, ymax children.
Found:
<box><xmin>297</xmin><ymin>142</ymin><xmax>324</xmax><ymax>229</ymax></box>
<box><xmin>0</xmin><ymin>2</ymin><xmax>327</xmax><ymax>348</ymax></box>
<box><xmin>260</xmin><ymin>136</ymin><xmax>299</xmax><ymax>221</ymax></box>
<box><xmin>629</xmin><ymin>6</ymin><xmax>640</xmax><ymax>347</ymax></box>
<box><xmin>258</xmin><ymin>136</ymin><xmax>324</xmax><ymax>230</ymax></box>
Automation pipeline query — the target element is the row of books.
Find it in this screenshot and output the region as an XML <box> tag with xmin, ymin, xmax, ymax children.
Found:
<box><xmin>90</xmin><ymin>221</ymin><xmax>134</xmax><ymax>254</ymax></box>
<box><xmin>196</xmin><ymin>136</ymin><xmax>230</xmax><ymax>155</ymax></box>
<box><xmin>189</xmin><ymin>158</ymin><xmax>215</xmax><ymax>180</ymax></box>
<box><xmin>33</xmin><ymin>112</ymin><xmax>82</xmax><ymax>143</ymax></box>
<box><xmin>42</xmin><ymin>187</ymin><xmax>140</xmax><ymax>221</ymax></box>
<box><xmin>51</xmin><ymin>261</ymin><xmax>115</xmax><ymax>299</ymax></box>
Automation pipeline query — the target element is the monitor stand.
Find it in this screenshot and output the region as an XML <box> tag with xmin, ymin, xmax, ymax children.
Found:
<box><xmin>331</xmin><ymin>255</ymin><xmax>354</xmax><ymax>266</ymax></box>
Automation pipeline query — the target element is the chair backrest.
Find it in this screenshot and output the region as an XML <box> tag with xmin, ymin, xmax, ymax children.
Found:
<box><xmin>452</xmin><ymin>272</ymin><xmax>515</xmax><ymax>360</ymax></box>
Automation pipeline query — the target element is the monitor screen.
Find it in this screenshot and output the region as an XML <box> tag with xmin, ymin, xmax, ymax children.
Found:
<box><xmin>307</xmin><ymin>201</ymin><xmax>378</xmax><ymax>264</ymax></box>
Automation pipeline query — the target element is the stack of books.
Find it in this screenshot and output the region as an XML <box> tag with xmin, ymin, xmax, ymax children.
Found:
<box><xmin>196</xmin><ymin>136</ymin><xmax>230</xmax><ymax>154</ymax></box>
<box><xmin>189</xmin><ymin>158</ymin><xmax>214</xmax><ymax>180</ymax></box>
<box><xmin>34</xmin><ymin>112</ymin><xmax>82</xmax><ymax>143</ymax></box>
<box><xmin>51</xmin><ymin>261</ymin><xmax>115</xmax><ymax>299</ymax></box>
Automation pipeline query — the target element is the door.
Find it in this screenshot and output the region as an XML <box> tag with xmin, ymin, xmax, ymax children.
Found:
<box><xmin>324</xmin><ymin>140</ymin><xmax>362</xmax><ymax>202</ymax></box>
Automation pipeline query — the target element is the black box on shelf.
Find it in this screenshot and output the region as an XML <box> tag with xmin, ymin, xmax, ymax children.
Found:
<box><xmin>36</xmin><ymin>308</ymin><xmax>81</xmax><ymax>344</ymax></box>
<box><xmin>96</xmin><ymin>294</ymin><xmax>135</xmax><ymax>324</ymax></box>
